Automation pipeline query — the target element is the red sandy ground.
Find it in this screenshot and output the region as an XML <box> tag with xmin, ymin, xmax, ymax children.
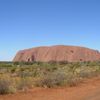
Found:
<box><xmin>0</xmin><ymin>77</ymin><xmax>100</xmax><ymax>100</ymax></box>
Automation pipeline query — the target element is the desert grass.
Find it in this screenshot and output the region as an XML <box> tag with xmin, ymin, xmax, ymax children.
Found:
<box><xmin>0</xmin><ymin>61</ymin><xmax>100</xmax><ymax>94</ymax></box>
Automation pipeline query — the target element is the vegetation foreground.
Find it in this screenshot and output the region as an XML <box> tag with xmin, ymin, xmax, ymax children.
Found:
<box><xmin>0</xmin><ymin>61</ymin><xmax>100</xmax><ymax>94</ymax></box>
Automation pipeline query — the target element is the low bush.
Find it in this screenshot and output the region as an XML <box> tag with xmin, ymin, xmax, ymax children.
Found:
<box><xmin>66</xmin><ymin>74</ymin><xmax>81</xmax><ymax>87</ymax></box>
<box><xmin>0</xmin><ymin>77</ymin><xmax>16</xmax><ymax>94</ymax></box>
<box><xmin>35</xmin><ymin>71</ymin><xmax>67</xmax><ymax>88</ymax></box>
<box><xmin>17</xmin><ymin>77</ymin><xmax>33</xmax><ymax>91</ymax></box>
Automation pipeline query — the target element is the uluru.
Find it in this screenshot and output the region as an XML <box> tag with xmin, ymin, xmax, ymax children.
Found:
<box><xmin>13</xmin><ymin>45</ymin><xmax>100</xmax><ymax>62</ymax></box>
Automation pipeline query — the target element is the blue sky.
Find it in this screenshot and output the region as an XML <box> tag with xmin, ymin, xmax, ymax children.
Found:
<box><xmin>0</xmin><ymin>0</ymin><xmax>100</xmax><ymax>61</ymax></box>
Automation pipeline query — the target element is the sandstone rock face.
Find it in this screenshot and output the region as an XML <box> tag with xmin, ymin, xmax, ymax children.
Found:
<box><xmin>13</xmin><ymin>45</ymin><xmax>100</xmax><ymax>62</ymax></box>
